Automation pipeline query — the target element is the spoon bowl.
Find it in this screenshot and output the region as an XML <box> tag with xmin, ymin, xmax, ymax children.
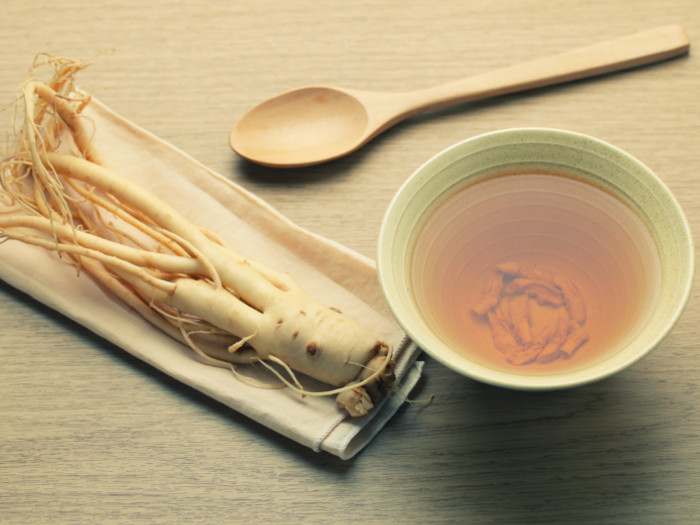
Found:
<box><xmin>231</xmin><ymin>25</ymin><xmax>689</xmax><ymax>168</ymax></box>
<box><xmin>232</xmin><ymin>87</ymin><xmax>370</xmax><ymax>166</ymax></box>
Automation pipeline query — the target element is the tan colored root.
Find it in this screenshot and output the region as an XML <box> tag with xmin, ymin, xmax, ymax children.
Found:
<box><xmin>0</xmin><ymin>214</ymin><xmax>206</xmax><ymax>275</ymax></box>
<box><xmin>43</xmin><ymin>152</ymin><xmax>282</xmax><ymax>311</ymax></box>
<box><xmin>80</xmin><ymin>257</ymin><xmax>256</xmax><ymax>367</ymax></box>
<box><xmin>254</xmin><ymin>347</ymin><xmax>393</xmax><ymax>399</ymax></box>
<box><xmin>21</xmin><ymin>86</ymin><xmax>73</xmax><ymax>226</ymax></box>
<box><xmin>32</xmin><ymin>81</ymin><xmax>103</xmax><ymax>165</ymax></box>
<box><xmin>63</xmin><ymin>176</ymin><xmax>189</xmax><ymax>256</ymax></box>
<box><xmin>1</xmin><ymin>55</ymin><xmax>394</xmax><ymax>417</ymax></box>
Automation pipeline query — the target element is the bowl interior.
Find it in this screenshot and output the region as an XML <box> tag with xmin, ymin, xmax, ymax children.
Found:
<box><xmin>377</xmin><ymin>128</ymin><xmax>694</xmax><ymax>389</ymax></box>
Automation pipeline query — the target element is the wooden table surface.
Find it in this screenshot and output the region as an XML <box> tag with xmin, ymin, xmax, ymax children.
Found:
<box><xmin>1</xmin><ymin>1</ymin><xmax>699</xmax><ymax>523</ymax></box>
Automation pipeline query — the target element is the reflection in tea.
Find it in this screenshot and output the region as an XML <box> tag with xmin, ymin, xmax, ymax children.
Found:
<box><xmin>410</xmin><ymin>172</ymin><xmax>661</xmax><ymax>374</ymax></box>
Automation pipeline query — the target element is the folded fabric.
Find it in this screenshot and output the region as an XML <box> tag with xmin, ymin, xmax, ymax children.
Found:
<box><xmin>0</xmin><ymin>98</ymin><xmax>422</xmax><ymax>459</ymax></box>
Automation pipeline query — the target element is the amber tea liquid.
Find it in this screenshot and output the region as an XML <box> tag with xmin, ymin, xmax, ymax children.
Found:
<box><xmin>410</xmin><ymin>172</ymin><xmax>662</xmax><ymax>374</ymax></box>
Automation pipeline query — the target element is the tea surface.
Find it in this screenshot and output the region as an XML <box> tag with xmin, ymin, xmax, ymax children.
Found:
<box><xmin>410</xmin><ymin>172</ymin><xmax>661</xmax><ymax>375</ymax></box>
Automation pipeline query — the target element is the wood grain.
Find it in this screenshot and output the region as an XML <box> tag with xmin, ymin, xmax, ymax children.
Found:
<box><xmin>1</xmin><ymin>1</ymin><xmax>699</xmax><ymax>523</ymax></box>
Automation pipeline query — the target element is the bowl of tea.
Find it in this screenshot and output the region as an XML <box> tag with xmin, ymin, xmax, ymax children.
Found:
<box><xmin>378</xmin><ymin>128</ymin><xmax>694</xmax><ymax>389</ymax></box>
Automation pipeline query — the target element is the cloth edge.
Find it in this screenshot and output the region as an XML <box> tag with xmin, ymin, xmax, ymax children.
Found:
<box><xmin>322</xmin><ymin>358</ymin><xmax>424</xmax><ymax>460</ymax></box>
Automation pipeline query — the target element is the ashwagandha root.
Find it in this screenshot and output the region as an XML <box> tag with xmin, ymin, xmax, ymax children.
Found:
<box><xmin>0</xmin><ymin>55</ymin><xmax>395</xmax><ymax>417</ymax></box>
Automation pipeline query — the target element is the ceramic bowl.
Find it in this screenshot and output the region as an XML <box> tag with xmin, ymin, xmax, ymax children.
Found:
<box><xmin>377</xmin><ymin>128</ymin><xmax>694</xmax><ymax>389</ymax></box>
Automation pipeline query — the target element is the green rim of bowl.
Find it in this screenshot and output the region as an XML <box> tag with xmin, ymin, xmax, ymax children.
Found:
<box><xmin>377</xmin><ymin>128</ymin><xmax>694</xmax><ymax>390</ymax></box>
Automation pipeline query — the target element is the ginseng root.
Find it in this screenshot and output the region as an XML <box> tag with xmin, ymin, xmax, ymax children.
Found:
<box><xmin>473</xmin><ymin>262</ymin><xmax>589</xmax><ymax>365</ymax></box>
<box><xmin>0</xmin><ymin>55</ymin><xmax>394</xmax><ymax>417</ymax></box>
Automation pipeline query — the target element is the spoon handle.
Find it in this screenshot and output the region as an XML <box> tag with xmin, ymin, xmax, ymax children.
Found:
<box><xmin>404</xmin><ymin>25</ymin><xmax>689</xmax><ymax>115</ymax></box>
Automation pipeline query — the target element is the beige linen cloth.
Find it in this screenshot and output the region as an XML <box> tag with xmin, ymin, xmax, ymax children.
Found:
<box><xmin>0</xmin><ymin>98</ymin><xmax>422</xmax><ymax>459</ymax></box>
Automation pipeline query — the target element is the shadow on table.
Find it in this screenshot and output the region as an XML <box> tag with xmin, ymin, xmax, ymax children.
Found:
<box><xmin>401</xmin><ymin>361</ymin><xmax>675</xmax><ymax>521</ymax></box>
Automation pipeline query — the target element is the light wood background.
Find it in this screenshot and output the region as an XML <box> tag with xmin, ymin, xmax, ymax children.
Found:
<box><xmin>1</xmin><ymin>1</ymin><xmax>699</xmax><ymax>523</ymax></box>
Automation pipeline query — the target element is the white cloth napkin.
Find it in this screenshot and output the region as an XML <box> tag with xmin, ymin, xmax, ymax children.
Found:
<box><xmin>0</xmin><ymin>98</ymin><xmax>422</xmax><ymax>459</ymax></box>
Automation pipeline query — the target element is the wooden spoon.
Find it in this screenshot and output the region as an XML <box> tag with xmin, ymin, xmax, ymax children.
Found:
<box><xmin>230</xmin><ymin>25</ymin><xmax>689</xmax><ymax>168</ymax></box>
